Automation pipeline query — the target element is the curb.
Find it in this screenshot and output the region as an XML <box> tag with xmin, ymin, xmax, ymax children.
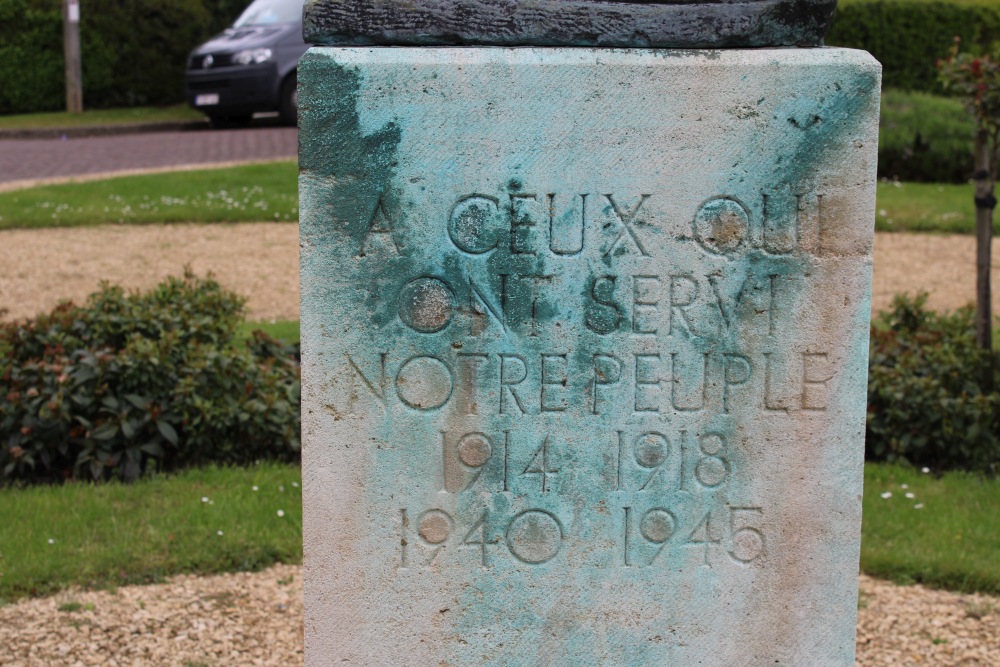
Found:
<box><xmin>0</xmin><ymin>120</ymin><xmax>210</xmax><ymax>140</ymax></box>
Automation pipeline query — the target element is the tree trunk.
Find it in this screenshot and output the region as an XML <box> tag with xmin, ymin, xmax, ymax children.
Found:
<box><xmin>972</xmin><ymin>128</ymin><xmax>994</xmax><ymax>384</ymax></box>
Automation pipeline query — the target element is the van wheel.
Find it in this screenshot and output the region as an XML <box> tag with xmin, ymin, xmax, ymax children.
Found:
<box><xmin>209</xmin><ymin>114</ymin><xmax>252</xmax><ymax>129</ymax></box>
<box><xmin>279</xmin><ymin>71</ymin><xmax>298</xmax><ymax>126</ymax></box>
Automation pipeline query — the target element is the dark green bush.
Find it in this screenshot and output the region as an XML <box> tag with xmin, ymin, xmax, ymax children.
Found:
<box><xmin>827</xmin><ymin>0</ymin><xmax>1000</xmax><ymax>94</ymax></box>
<box><xmin>867</xmin><ymin>294</ymin><xmax>999</xmax><ymax>473</ymax></box>
<box><xmin>879</xmin><ymin>88</ymin><xmax>975</xmax><ymax>182</ymax></box>
<box><xmin>0</xmin><ymin>0</ymin><xmax>249</xmax><ymax>114</ymax></box>
<box><xmin>203</xmin><ymin>0</ymin><xmax>252</xmax><ymax>33</ymax></box>
<box><xmin>0</xmin><ymin>272</ymin><xmax>300</xmax><ymax>485</ymax></box>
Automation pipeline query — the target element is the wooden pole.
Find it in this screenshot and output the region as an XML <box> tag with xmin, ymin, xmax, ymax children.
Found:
<box><xmin>63</xmin><ymin>0</ymin><xmax>83</xmax><ymax>114</ymax></box>
<box><xmin>972</xmin><ymin>127</ymin><xmax>994</xmax><ymax>381</ymax></box>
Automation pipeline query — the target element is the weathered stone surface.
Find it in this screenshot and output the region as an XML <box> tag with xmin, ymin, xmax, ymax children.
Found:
<box><xmin>304</xmin><ymin>0</ymin><xmax>839</xmax><ymax>48</ymax></box>
<box><xmin>299</xmin><ymin>47</ymin><xmax>880</xmax><ymax>666</ymax></box>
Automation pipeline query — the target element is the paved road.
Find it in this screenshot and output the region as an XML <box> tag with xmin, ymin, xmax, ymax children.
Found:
<box><xmin>0</xmin><ymin>126</ymin><xmax>297</xmax><ymax>185</ymax></box>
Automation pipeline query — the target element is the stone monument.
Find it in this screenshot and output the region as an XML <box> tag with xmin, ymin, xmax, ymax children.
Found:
<box><xmin>299</xmin><ymin>1</ymin><xmax>880</xmax><ymax>664</ymax></box>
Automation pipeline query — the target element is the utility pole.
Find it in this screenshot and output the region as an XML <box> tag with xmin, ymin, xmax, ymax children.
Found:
<box><xmin>972</xmin><ymin>128</ymin><xmax>994</xmax><ymax>357</ymax></box>
<box><xmin>63</xmin><ymin>0</ymin><xmax>82</xmax><ymax>114</ymax></box>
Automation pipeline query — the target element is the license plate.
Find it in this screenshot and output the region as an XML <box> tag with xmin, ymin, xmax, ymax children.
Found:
<box><xmin>195</xmin><ymin>93</ymin><xmax>220</xmax><ymax>106</ymax></box>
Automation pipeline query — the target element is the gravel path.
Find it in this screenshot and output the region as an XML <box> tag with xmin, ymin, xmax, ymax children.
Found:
<box><xmin>0</xmin><ymin>565</ymin><xmax>995</xmax><ymax>666</ymax></box>
<box><xmin>0</xmin><ymin>223</ymin><xmax>298</xmax><ymax>323</ymax></box>
<box><xmin>0</xmin><ymin>225</ymin><xmax>997</xmax><ymax>323</ymax></box>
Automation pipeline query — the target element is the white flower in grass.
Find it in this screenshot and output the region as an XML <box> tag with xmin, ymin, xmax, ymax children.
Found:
<box><xmin>277</xmin><ymin>509</ymin><xmax>286</xmax><ymax>518</ymax></box>
<box><xmin>201</xmin><ymin>497</ymin><xmax>210</xmax><ymax>503</ymax></box>
<box><xmin>252</xmin><ymin>486</ymin><xmax>259</xmax><ymax>492</ymax></box>
<box><xmin>900</xmin><ymin>484</ymin><xmax>909</xmax><ymax>489</ymax></box>
<box><xmin>880</xmin><ymin>492</ymin><xmax>892</xmax><ymax>499</ymax></box>
<box><xmin>217</xmin><ymin>530</ymin><xmax>224</xmax><ymax>536</ymax></box>
<box><xmin>922</xmin><ymin>467</ymin><xmax>930</xmax><ymax>474</ymax></box>
<box><xmin>914</xmin><ymin>503</ymin><xmax>924</xmax><ymax>510</ymax></box>
<box><xmin>292</xmin><ymin>482</ymin><xmax>299</xmax><ymax>488</ymax></box>
<box><xmin>905</xmin><ymin>492</ymin><xmax>915</xmax><ymax>499</ymax></box>
<box><xmin>279</xmin><ymin>485</ymin><xmax>285</xmax><ymax>492</ymax></box>
<box><xmin>48</xmin><ymin>538</ymin><xmax>55</xmax><ymax>544</ymax></box>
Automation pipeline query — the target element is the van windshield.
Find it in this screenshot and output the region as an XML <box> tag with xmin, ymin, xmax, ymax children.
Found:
<box><xmin>233</xmin><ymin>0</ymin><xmax>303</xmax><ymax>27</ymax></box>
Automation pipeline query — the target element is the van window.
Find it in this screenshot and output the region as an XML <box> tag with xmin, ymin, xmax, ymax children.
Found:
<box><xmin>233</xmin><ymin>0</ymin><xmax>303</xmax><ymax>27</ymax></box>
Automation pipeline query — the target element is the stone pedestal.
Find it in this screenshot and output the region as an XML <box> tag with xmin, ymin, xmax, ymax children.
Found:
<box><xmin>299</xmin><ymin>47</ymin><xmax>880</xmax><ymax>666</ymax></box>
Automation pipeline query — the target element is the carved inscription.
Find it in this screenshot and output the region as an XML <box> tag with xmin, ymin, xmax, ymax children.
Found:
<box><xmin>340</xmin><ymin>183</ymin><xmax>841</xmax><ymax>574</ymax></box>
<box><xmin>341</xmin><ymin>349</ymin><xmax>834</xmax><ymax>416</ymax></box>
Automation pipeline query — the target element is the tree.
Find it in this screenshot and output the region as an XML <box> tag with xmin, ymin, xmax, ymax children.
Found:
<box><xmin>939</xmin><ymin>38</ymin><xmax>998</xmax><ymax>361</ymax></box>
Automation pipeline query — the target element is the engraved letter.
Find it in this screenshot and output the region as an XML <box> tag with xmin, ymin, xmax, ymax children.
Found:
<box><xmin>510</xmin><ymin>193</ymin><xmax>539</xmax><ymax>255</ymax></box>
<box><xmin>521</xmin><ymin>275</ymin><xmax>553</xmax><ymax>337</ymax></box>
<box><xmin>457</xmin><ymin>353</ymin><xmax>490</xmax><ymax>415</ymax></box>
<box><xmin>592</xmin><ymin>353</ymin><xmax>623</xmax><ymax>415</ymax></box>
<box><xmin>632</xmin><ymin>275</ymin><xmax>660</xmax><ymax>335</ymax></box>
<box><xmin>448</xmin><ymin>194</ymin><xmax>503</xmax><ymax>254</ymax></box>
<box><xmin>763</xmin><ymin>352</ymin><xmax>789</xmax><ymax>412</ymax></box>
<box><xmin>540</xmin><ymin>353</ymin><xmax>568</xmax><ymax>413</ymax></box>
<box><xmin>801</xmin><ymin>352</ymin><xmax>835</xmax><ymax>410</ymax></box>
<box><xmin>634</xmin><ymin>354</ymin><xmax>662</xmax><ymax>413</ymax></box>
<box><xmin>709</xmin><ymin>274</ymin><xmax>751</xmax><ymax>331</ymax></box>
<box><xmin>359</xmin><ymin>193</ymin><xmax>402</xmax><ymax>256</ymax></box>
<box><xmin>548</xmin><ymin>193</ymin><xmax>586</xmax><ymax>256</ymax></box>
<box><xmin>668</xmin><ymin>274</ymin><xmax>699</xmax><ymax>337</ymax></box>
<box><xmin>723</xmin><ymin>353</ymin><xmax>752</xmax><ymax>414</ymax></box>
<box><xmin>499</xmin><ymin>354</ymin><xmax>529</xmax><ymax>415</ymax></box>
<box><xmin>585</xmin><ymin>275</ymin><xmax>623</xmax><ymax>335</ymax></box>
<box><xmin>346</xmin><ymin>353</ymin><xmax>387</xmax><ymax>409</ymax></box>
<box><xmin>604</xmin><ymin>194</ymin><xmax>651</xmax><ymax>257</ymax></box>
<box><xmin>671</xmin><ymin>352</ymin><xmax>708</xmax><ymax>412</ymax></box>
<box><xmin>395</xmin><ymin>356</ymin><xmax>454</xmax><ymax>411</ymax></box>
<box><xmin>469</xmin><ymin>274</ymin><xmax>507</xmax><ymax>335</ymax></box>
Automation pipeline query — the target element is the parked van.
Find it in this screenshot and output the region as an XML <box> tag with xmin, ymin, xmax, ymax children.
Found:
<box><xmin>185</xmin><ymin>0</ymin><xmax>308</xmax><ymax>127</ymax></box>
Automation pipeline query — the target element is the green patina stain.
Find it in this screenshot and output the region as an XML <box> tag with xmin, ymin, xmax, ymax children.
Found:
<box><xmin>300</xmin><ymin>48</ymin><xmax>878</xmax><ymax>666</ymax></box>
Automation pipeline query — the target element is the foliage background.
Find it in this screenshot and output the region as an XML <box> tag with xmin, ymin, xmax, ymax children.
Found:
<box><xmin>3</xmin><ymin>0</ymin><xmax>1000</xmax><ymax>114</ymax></box>
<box><xmin>0</xmin><ymin>273</ymin><xmax>301</xmax><ymax>486</ymax></box>
<box><xmin>828</xmin><ymin>0</ymin><xmax>1000</xmax><ymax>94</ymax></box>
<box><xmin>0</xmin><ymin>0</ymin><xmax>250</xmax><ymax>114</ymax></box>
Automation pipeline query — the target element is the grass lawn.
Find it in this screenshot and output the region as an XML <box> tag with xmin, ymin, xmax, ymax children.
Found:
<box><xmin>0</xmin><ymin>105</ymin><xmax>204</xmax><ymax>130</ymax></box>
<box><xmin>862</xmin><ymin>462</ymin><xmax>1000</xmax><ymax>595</ymax></box>
<box><xmin>0</xmin><ymin>161</ymin><xmax>298</xmax><ymax>229</ymax></box>
<box><xmin>875</xmin><ymin>181</ymin><xmax>990</xmax><ymax>235</ymax></box>
<box><xmin>0</xmin><ymin>460</ymin><xmax>996</xmax><ymax>603</ymax></box>
<box><xmin>0</xmin><ymin>157</ymin><xmax>985</xmax><ymax>236</ymax></box>
<box><xmin>0</xmin><ymin>463</ymin><xmax>302</xmax><ymax>603</ymax></box>
<box><xmin>240</xmin><ymin>319</ymin><xmax>300</xmax><ymax>343</ymax></box>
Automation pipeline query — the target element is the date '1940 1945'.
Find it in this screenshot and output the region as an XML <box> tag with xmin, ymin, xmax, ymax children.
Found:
<box><xmin>398</xmin><ymin>505</ymin><xmax>765</xmax><ymax>569</ymax></box>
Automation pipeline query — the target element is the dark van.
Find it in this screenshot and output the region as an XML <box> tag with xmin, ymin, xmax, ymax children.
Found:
<box><xmin>185</xmin><ymin>0</ymin><xmax>308</xmax><ymax>127</ymax></box>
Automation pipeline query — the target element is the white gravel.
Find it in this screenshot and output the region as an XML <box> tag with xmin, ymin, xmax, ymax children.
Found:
<box><xmin>0</xmin><ymin>565</ymin><xmax>997</xmax><ymax>666</ymax></box>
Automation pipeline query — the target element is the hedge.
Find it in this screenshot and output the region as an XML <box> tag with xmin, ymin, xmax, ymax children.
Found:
<box><xmin>0</xmin><ymin>272</ymin><xmax>300</xmax><ymax>486</ymax></box>
<box><xmin>867</xmin><ymin>294</ymin><xmax>999</xmax><ymax>474</ymax></box>
<box><xmin>5</xmin><ymin>0</ymin><xmax>1000</xmax><ymax>113</ymax></box>
<box><xmin>879</xmin><ymin>88</ymin><xmax>975</xmax><ymax>182</ymax></box>
<box><xmin>828</xmin><ymin>0</ymin><xmax>1000</xmax><ymax>93</ymax></box>
<box><xmin>0</xmin><ymin>0</ymin><xmax>249</xmax><ymax>115</ymax></box>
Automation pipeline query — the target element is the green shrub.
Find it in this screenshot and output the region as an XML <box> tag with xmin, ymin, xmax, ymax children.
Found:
<box><xmin>879</xmin><ymin>88</ymin><xmax>975</xmax><ymax>182</ymax></box>
<box><xmin>0</xmin><ymin>0</ymin><xmax>244</xmax><ymax>114</ymax></box>
<box><xmin>828</xmin><ymin>0</ymin><xmax>1000</xmax><ymax>94</ymax></box>
<box><xmin>0</xmin><ymin>272</ymin><xmax>300</xmax><ymax>485</ymax></box>
<box><xmin>867</xmin><ymin>294</ymin><xmax>999</xmax><ymax>473</ymax></box>
<box><xmin>203</xmin><ymin>0</ymin><xmax>252</xmax><ymax>33</ymax></box>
